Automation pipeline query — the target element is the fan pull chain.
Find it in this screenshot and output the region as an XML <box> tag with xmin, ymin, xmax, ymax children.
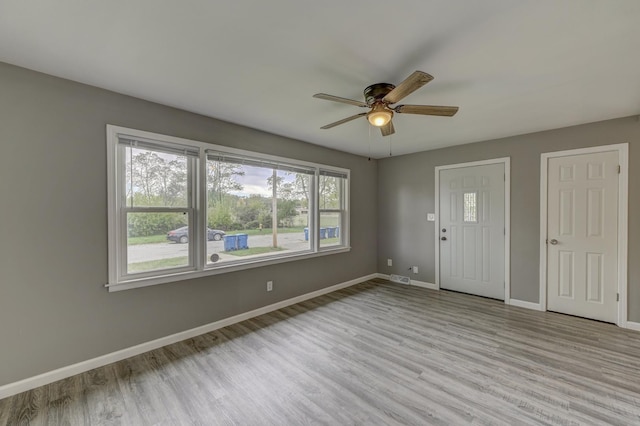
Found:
<box><xmin>368</xmin><ymin>125</ymin><xmax>372</xmax><ymax>161</ymax></box>
<box><xmin>389</xmin><ymin>133</ymin><xmax>393</xmax><ymax>157</ymax></box>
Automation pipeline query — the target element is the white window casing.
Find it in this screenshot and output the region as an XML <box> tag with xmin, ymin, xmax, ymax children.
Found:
<box><xmin>106</xmin><ymin>125</ymin><xmax>350</xmax><ymax>292</ymax></box>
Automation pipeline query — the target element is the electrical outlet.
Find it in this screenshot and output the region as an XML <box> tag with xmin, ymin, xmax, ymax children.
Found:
<box><xmin>412</xmin><ymin>266</ymin><xmax>419</xmax><ymax>274</ymax></box>
<box><xmin>387</xmin><ymin>258</ymin><xmax>393</xmax><ymax>267</ymax></box>
<box><xmin>266</xmin><ymin>280</ymin><xmax>273</xmax><ymax>292</ymax></box>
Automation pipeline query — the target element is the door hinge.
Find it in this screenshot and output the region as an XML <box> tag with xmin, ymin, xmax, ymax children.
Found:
<box><xmin>617</xmin><ymin>293</ymin><xmax>620</xmax><ymax>302</ymax></box>
<box><xmin>618</xmin><ymin>165</ymin><xmax>621</xmax><ymax>174</ymax></box>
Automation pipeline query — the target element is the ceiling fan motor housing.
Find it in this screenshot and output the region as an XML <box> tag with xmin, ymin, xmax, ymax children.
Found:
<box><xmin>364</xmin><ymin>83</ymin><xmax>395</xmax><ymax>105</ymax></box>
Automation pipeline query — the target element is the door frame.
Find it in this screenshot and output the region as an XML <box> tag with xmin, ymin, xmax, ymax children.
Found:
<box><xmin>539</xmin><ymin>143</ymin><xmax>628</xmax><ymax>327</ymax></box>
<box><xmin>435</xmin><ymin>157</ymin><xmax>511</xmax><ymax>302</ymax></box>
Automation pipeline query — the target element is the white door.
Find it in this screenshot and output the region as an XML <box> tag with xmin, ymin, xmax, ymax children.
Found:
<box><xmin>439</xmin><ymin>163</ymin><xmax>505</xmax><ymax>300</ymax></box>
<box><xmin>546</xmin><ymin>151</ymin><xmax>618</xmax><ymax>323</ymax></box>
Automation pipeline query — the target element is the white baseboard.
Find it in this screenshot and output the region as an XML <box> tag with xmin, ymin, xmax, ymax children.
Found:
<box><xmin>508</xmin><ymin>302</ymin><xmax>640</xmax><ymax>330</ymax></box>
<box><xmin>408</xmin><ymin>279</ymin><xmax>438</xmax><ymax>290</ymax></box>
<box><xmin>625</xmin><ymin>321</ymin><xmax>640</xmax><ymax>332</ymax></box>
<box><xmin>0</xmin><ymin>273</ymin><xmax>377</xmax><ymax>400</ymax></box>
<box><xmin>508</xmin><ymin>298</ymin><xmax>544</xmax><ymax>311</ymax></box>
<box><xmin>376</xmin><ymin>273</ymin><xmax>438</xmax><ymax>290</ymax></box>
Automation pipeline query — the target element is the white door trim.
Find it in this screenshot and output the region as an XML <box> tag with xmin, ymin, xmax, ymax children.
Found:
<box><xmin>539</xmin><ymin>143</ymin><xmax>628</xmax><ymax>327</ymax></box>
<box><xmin>435</xmin><ymin>157</ymin><xmax>511</xmax><ymax>302</ymax></box>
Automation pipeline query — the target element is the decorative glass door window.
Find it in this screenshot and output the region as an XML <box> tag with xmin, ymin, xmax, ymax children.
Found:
<box><xmin>463</xmin><ymin>191</ymin><xmax>478</xmax><ymax>223</ymax></box>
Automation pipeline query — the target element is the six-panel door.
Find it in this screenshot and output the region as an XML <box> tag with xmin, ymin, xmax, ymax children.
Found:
<box><xmin>546</xmin><ymin>151</ymin><xmax>619</xmax><ymax>323</ymax></box>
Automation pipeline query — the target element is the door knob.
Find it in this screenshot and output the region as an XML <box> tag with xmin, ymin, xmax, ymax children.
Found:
<box><xmin>549</xmin><ymin>239</ymin><xmax>558</xmax><ymax>245</ymax></box>
<box><xmin>441</xmin><ymin>237</ymin><xmax>447</xmax><ymax>241</ymax></box>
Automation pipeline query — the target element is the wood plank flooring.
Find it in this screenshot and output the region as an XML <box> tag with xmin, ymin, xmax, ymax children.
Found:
<box><xmin>2</xmin><ymin>279</ymin><xmax>640</xmax><ymax>425</ymax></box>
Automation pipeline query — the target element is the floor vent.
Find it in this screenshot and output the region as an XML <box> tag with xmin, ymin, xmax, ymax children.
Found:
<box><xmin>390</xmin><ymin>274</ymin><xmax>410</xmax><ymax>285</ymax></box>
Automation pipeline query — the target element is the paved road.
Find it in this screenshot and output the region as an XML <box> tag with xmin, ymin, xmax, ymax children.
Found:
<box><xmin>128</xmin><ymin>232</ymin><xmax>310</xmax><ymax>264</ymax></box>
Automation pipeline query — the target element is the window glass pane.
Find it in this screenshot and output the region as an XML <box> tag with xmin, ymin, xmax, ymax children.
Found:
<box><xmin>320</xmin><ymin>212</ymin><xmax>341</xmax><ymax>247</ymax></box>
<box><xmin>206</xmin><ymin>160</ymin><xmax>311</xmax><ymax>266</ymax></box>
<box><xmin>127</xmin><ymin>212</ymin><xmax>190</xmax><ymax>274</ymax></box>
<box><xmin>319</xmin><ymin>175</ymin><xmax>343</xmax><ymax>209</ymax></box>
<box><xmin>463</xmin><ymin>192</ymin><xmax>477</xmax><ymax>223</ymax></box>
<box><xmin>125</xmin><ymin>146</ymin><xmax>189</xmax><ymax>208</ymax></box>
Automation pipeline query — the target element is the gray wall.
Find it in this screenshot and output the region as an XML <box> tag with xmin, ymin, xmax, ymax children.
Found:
<box><xmin>378</xmin><ymin>116</ymin><xmax>640</xmax><ymax>319</ymax></box>
<box><xmin>0</xmin><ymin>62</ymin><xmax>378</xmax><ymax>387</ymax></box>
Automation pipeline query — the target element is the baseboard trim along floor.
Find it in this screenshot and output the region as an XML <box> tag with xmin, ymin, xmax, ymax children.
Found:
<box><xmin>0</xmin><ymin>273</ymin><xmax>378</xmax><ymax>400</ymax></box>
<box><xmin>626</xmin><ymin>321</ymin><xmax>640</xmax><ymax>332</ymax></box>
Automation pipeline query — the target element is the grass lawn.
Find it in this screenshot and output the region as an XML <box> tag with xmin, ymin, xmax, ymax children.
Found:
<box><xmin>128</xmin><ymin>256</ymin><xmax>188</xmax><ymax>273</ymax></box>
<box><xmin>128</xmin><ymin>234</ymin><xmax>168</xmax><ymax>245</ymax></box>
<box><xmin>238</xmin><ymin>227</ymin><xmax>305</xmax><ymax>236</ymax></box>
<box><xmin>128</xmin><ymin>227</ymin><xmax>306</xmax><ymax>245</ymax></box>
<box><xmin>226</xmin><ymin>246</ymin><xmax>285</xmax><ymax>256</ymax></box>
<box><xmin>320</xmin><ymin>237</ymin><xmax>340</xmax><ymax>245</ymax></box>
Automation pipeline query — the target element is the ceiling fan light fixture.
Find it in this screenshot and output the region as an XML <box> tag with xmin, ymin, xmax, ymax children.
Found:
<box><xmin>314</xmin><ymin>71</ymin><xmax>457</xmax><ymax>136</ymax></box>
<box><xmin>367</xmin><ymin>104</ymin><xmax>393</xmax><ymax>127</ymax></box>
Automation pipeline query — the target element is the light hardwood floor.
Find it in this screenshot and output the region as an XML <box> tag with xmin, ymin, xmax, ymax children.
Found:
<box><xmin>2</xmin><ymin>279</ymin><xmax>640</xmax><ymax>425</ymax></box>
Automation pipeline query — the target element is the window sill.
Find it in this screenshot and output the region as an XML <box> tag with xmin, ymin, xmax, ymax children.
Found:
<box><xmin>106</xmin><ymin>246</ymin><xmax>351</xmax><ymax>292</ymax></box>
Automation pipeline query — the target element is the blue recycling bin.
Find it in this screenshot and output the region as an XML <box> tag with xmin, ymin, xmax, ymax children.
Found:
<box><xmin>304</xmin><ymin>227</ymin><xmax>309</xmax><ymax>241</ymax></box>
<box><xmin>236</xmin><ymin>233</ymin><xmax>249</xmax><ymax>250</ymax></box>
<box><xmin>319</xmin><ymin>227</ymin><xmax>327</xmax><ymax>239</ymax></box>
<box><xmin>326</xmin><ymin>227</ymin><xmax>336</xmax><ymax>238</ymax></box>
<box><xmin>224</xmin><ymin>234</ymin><xmax>238</xmax><ymax>251</ymax></box>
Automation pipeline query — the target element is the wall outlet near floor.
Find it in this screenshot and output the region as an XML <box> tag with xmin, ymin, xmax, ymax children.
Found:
<box><xmin>412</xmin><ymin>266</ymin><xmax>419</xmax><ymax>274</ymax></box>
<box><xmin>266</xmin><ymin>281</ymin><xmax>273</xmax><ymax>292</ymax></box>
<box><xmin>387</xmin><ymin>258</ymin><xmax>393</xmax><ymax>267</ymax></box>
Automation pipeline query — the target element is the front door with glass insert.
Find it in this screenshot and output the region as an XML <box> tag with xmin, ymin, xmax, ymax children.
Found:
<box><xmin>439</xmin><ymin>163</ymin><xmax>505</xmax><ymax>300</ymax></box>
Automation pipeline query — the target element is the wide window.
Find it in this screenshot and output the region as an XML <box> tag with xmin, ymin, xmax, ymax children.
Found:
<box><xmin>107</xmin><ymin>125</ymin><xmax>350</xmax><ymax>291</ymax></box>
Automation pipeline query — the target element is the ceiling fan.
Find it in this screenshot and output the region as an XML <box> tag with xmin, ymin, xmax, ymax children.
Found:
<box><xmin>313</xmin><ymin>71</ymin><xmax>458</xmax><ymax>136</ymax></box>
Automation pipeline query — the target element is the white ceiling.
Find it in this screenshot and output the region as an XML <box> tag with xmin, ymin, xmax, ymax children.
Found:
<box><xmin>1</xmin><ymin>1</ymin><xmax>639</xmax><ymax>158</ymax></box>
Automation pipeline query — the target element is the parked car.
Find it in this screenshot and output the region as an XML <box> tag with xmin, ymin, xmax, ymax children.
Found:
<box><xmin>167</xmin><ymin>226</ymin><xmax>225</xmax><ymax>244</ymax></box>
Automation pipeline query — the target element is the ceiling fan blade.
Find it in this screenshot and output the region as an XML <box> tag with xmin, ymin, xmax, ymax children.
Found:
<box><xmin>320</xmin><ymin>112</ymin><xmax>367</xmax><ymax>129</ymax></box>
<box><xmin>313</xmin><ymin>93</ymin><xmax>368</xmax><ymax>108</ymax></box>
<box><xmin>380</xmin><ymin>120</ymin><xmax>395</xmax><ymax>137</ymax></box>
<box><xmin>383</xmin><ymin>71</ymin><xmax>434</xmax><ymax>104</ymax></box>
<box><xmin>394</xmin><ymin>104</ymin><xmax>459</xmax><ymax>116</ymax></box>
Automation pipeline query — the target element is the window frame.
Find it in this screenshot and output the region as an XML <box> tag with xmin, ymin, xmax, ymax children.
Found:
<box><xmin>107</xmin><ymin>125</ymin><xmax>350</xmax><ymax>292</ymax></box>
<box><xmin>116</xmin><ymin>139</ymin><xmax>199</xmax><ymax>281</ymax></box>
<box><xmin>318</xmin><ymin>170</ymin><xmax>348</xmax><ymax>250</ymax></box>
